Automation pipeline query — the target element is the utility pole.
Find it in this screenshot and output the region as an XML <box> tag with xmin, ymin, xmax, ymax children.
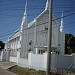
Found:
<box><xmin>46</xmin><ymin>0</ymin><xmax>53</xmax><ymax>75</ymax></box>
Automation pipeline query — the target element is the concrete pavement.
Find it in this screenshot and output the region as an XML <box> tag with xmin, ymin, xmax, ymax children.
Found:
<box><xmin>0</xmin><ymin>61</ymin><xmax>18</xmax><ymax>75</ymax></box>
<box><xmin>0</xmin><ymin>61</ymin><xmax>16</xmax><ymax>69</ymax></box>
<box><xmin>0</xmin><ymin>67</ymin><xmax>18</xmax><ymax>75</ymax></box>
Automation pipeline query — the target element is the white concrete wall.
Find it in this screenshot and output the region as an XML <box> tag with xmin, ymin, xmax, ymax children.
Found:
<box><xmin>9</xmin><ymin>51</ymin><xmax>75</xmax><ymax>71</ymax></box>
<box><xmin>0</xmin><ymin>56</ymin><xmax>1</xmax><ymax>61</ymax></box>
<box><xmin>0</xmin><ymin>51</ymin><xmax>3</xmax><ymax>61</ymax></box>
<box><xmin>10</xmin><ymin>57</ymin><xmax>17</xmax><ymax>62</ymax></box>
<box><xmin>17</xmin><ymin>52</ymin><xmax>75</xmax><ymax>71</ymax></box>
<box><xmin>56</xmin><ymin>54</ymin><xmax>73</xmax><ymax>71</ymax></box>
<box><xmin>0</xmin><ymin>50</ymin><xmax>8</xmax><ymax>61</ymax></box>
<box><xmin>10</xmin><ymin>51</ymin><xmax>20</xmax><ymax>63</ymax></box>
<box><xmin>2</xmin><ymin>50</ymin><xmax>7</xmax><ymax>61</ymax></box>
<box><xmin>1</xmin><ymin>52</ymin><xmax>3</xmax><ymax>61</ymax></box>
<box><xmin>18</xmin><ymin>58</ymin><xmax>28</xmax><ymax>68</ymax></box>
<box><xmin>17</xmin><ymin>52</ymin><xmax>58</xmax><ymax>71</ymax></box>
<box><xmin>29</xmin><ymin>52</ymin><xmax>45</xmax><ymax>70</ymax></box>
<box><xmin>18</xmin><ymin>52</ymin><xmax>46</xmax><ymax>70</ymax></box>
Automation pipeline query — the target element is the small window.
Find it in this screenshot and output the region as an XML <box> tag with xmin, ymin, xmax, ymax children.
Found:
<box><xmin>29</xmin><ymin>42</ymin><xmax>31</xmax><ymax>45</ymax></box>
<box><xmin>43</xmin><ymin>50</ymin><xmax>45</xmax><ymax>53</ymax></box>
<box><xmin>29</xmin><ymin>47</ymin><xmax>31</xmax><ymax>52</ymax></box>
<box><xmin>20</xmin><ymin>41</ymin><xmax>21</xmax><ymax>44</ymax></box>
<box><xmin>5</xmin><ymin>49</ymin><xmax>6</xmax><ymax>51</ymax></box>
<box><xmin>45</xmin><ymin>26</ymin><xmax>48</xmax><ymax>31</ymax></box>
<box><xmin>29</xmin><ymin>40</ymin><xmax>32</xmax><ymax>45</ymax></box>
<box><xmin>38</xmin><ymin>50</ymin><xmax>40</xmax><ymax>54</ymax></box>
<box><xmin>17</xmin><ymin>49</ymin><xmax>18</xmax><ymax>51</ymax></box>
<box><xmin>38</xmin><ymin>50</ymin><xmax>45</xmax><ymax>54</ymax></box>
<box><xmin>41</xmin><ymin>50</ymin><xmax>42</xmax><ymax>54</ymax></box>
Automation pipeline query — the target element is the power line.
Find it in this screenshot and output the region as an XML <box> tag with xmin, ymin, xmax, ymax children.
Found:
<box><xmin>0</xmin><ymin>12</ymin><xmax>75</xmax><ymax>37</ymax></box>
<box><xmin>0</xmin><ymin>9</ymin><xmax>74</xmax><ymax>18</ymax></box>
<box><xmin>0</xmin><ymin>21</ymin><xmax>52</xmax><ymax>38</ymax></box>
<box><xmin>0</xmin><ymin>26</ymin><xmax>57</xmax><ymax>38</ymax></box>
<box><xmin>53</xmin><ymin>5</ymin><xmax>74</xmax><ymax>8</ymax></box>
<box><xmin>0</xmin><ymin>6</ymin><xmax>25</xmax><ymax>9</ymax></box>
<box><xmin>0</xmin><ymin>1</ymin><xmax>25</xmax><ymax>7</ymax></box>
<box><xmin>0</xmin><ymin>0</ymin><xmax>21</xmax><ymax>4</ymax></box>
<box><xmin>0</xmin><ymin>1</ymin><xmax>74</xmax><ymax>10</ymax></box>
<box><xmin>0</xmin><ymin>32</ymin><xmax>14</xmax><ymax>38</ymax></box>
<box><xmin>0</xmin><ymin>6</ymin><xmax>74</xmax><ymax>12</ymax></box>
<box><xmin>0</xmin><ymin>1</ymin><xmax>74</xmax><ymax>42</ymax></box>
<box><xmin>53</xmin><ymin>12</ymin><xmax>75</xmax><ymax>21</ymax></box>
<box><xmin>0</xmin><ymin>27</ymin><xmax>18</xmax><ymax>35</ymax></box>
<box><xmin>0</xmin><ymin>5</ymin><xmax>75</xmax><ymax>37</ymax></box>
<box><xmin>0</xmin><ymin>24</ymin><xmax>73</xmax><ymax>39</ymax></box>
<box><xmin>0</xmin><ymin>22</ymin><xmax>74</xmax><ymax>41</ymax></box>
<box><xmin>0</xmin><ymin>20</ymin><xmax>74</xmax><ymax>38</ymax></box>
<box><xmin>53</xmin><ymin>8</ymin><xmax>74</xmax><ymax>15</ymax></box>
<box><xmin>0</xmin><ymin>0</ymin><xmax>44</xmax><ymax>7</ymax></box>
<box><xmin>0</xmin><ymin>8</ymin><xmax>45</xmax><ymax>12</ymax></box>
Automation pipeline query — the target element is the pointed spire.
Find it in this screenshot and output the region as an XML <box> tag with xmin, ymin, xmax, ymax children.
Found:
<box><xmin>21</xmin><ymin>0</ymin><xmax>27</xmax><ymax>31</ymax></box>
<box><xmin>60</xmin><ymin>11</ymin><xmax>64</xmax><ymax>32</ymax></box>
<box><xmin>24</xmin><ymin>0</ymin><xmax>27</xmax><ymax>16</ymax></box>
<box><xmin>45</xmin><ymin>0</ymin><xmax>49</xmax><ymax>10</ymax></box>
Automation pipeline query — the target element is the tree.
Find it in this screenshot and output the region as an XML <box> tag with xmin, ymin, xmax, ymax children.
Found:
<box><xmin>0</xmin><ymin>41</ymin><xmax>5</xmax><ymax>51</ymax></box>
<box><xmin>65</xmin><ymin>34</ymin><xmax>75</xmax><ymax>54</ymax></box>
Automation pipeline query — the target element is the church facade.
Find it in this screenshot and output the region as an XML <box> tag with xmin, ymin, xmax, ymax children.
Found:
<box><xmin>2</xmin><ymin>0</ymin><xmax>75</xmax><ymax>72</ymax></box>
<box><xmin>5</xmin><ymin>0</ymin><xmax>65</xmax><ymax>59</ymax></box>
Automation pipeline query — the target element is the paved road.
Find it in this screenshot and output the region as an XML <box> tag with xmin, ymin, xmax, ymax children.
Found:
<box><xmin>0</xmin><ymin>67</ymin><xmax>18</xmax><ymax>75</ymax></box>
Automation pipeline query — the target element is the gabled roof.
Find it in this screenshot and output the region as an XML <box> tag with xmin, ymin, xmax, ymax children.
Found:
<box><xmin>28</xmin><ymin>20</ymin><xmax>36</xmax><ymax>28</ymax></box>
<box><xmin>28</xmin><ymin>9</ymin><xmax>58</xmax><ymax>28</ymax></box>
<box><xmin>8</xmin><ymin>27</ymin><xmax>20</xmax><ymax>40</ymax></box>
<box><xmin>27</xmin><ymin>9</ymin><xmax>47</xmax><ymax>28</ymax></box>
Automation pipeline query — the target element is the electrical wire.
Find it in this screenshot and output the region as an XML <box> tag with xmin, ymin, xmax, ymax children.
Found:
<box><xmin>0</xmin><ymin>1</ymin><xmax>25</xmax><ymax>7</ymax></box>
<box><xmin>0</xmin><ymin>1</ymin><xmax>74</xmax><ymax>40</ymax></box>
<box><xmin>0</xmin><ymin>11</ymin><xmax>75</xmax><ymax>37</ymax></box>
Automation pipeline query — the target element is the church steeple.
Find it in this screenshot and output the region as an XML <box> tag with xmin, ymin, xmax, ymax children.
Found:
<box><xmin>60</xmin><ymin>11</ymin><xmax>64</xmax><ymax>32</ymax></box>
<box><xmin>60</xmin><ymin>11</ymin><xmax>65</xmax><ymax>54</ymax></box>
<box><xmin>24</xmin><ymin>0</ymin><xmax>27</xmax><ymax>16</ymax></box>
<box><xmin>45</xmin><ymin>0</ymin><xmax>49</xmax><ymax>10</ymax></box>
<box><xmin>21</xmin><ymin>0</ymin><xmax>27</xmax><ymax>31</ymax></box>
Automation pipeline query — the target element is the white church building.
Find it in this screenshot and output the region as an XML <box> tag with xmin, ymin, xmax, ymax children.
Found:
<box><xmin>0</xmin><ymin>0</ymin><xmax>75</xmax><ymax>72</ymax></box>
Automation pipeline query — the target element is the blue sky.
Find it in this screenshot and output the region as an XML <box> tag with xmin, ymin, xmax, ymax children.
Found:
<box><xmin>0</xmin><ymin>0</ymin><xmax>75</xmax><ymax>42</ymax></box>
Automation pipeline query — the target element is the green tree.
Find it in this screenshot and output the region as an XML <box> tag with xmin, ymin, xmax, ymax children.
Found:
<box><xmin>65</xmin><ymin>34</ymin><xmax>75</xmax><ymax>54</ymax></box>
<box><xmin>0</xmin><ymin>41</ymin><xmax>5</xmax><ymax>51</ymax></box>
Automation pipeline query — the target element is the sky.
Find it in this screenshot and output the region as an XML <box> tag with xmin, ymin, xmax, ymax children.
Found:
<box><xmin>0</xmin><ymin>0</ymin><xmax>75</xmax><ymax>42</ymax></box>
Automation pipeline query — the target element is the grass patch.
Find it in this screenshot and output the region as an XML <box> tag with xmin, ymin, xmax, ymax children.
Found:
<box><xmin>8</xmin><ymin>65</ymin><xmax>46</xmax><ymax>75</ymax></box>
<box><xmin>8</xmin><ymin>65</ymin><xmax>75</xmax><ymax>75</ymax></box>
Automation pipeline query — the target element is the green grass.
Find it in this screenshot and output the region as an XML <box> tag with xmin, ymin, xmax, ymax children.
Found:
<box><xmin>8</xmin><ymin>65</ymin><xmax>46</xmax><ymax>75</ymax></box>
<box><xmin>8</xmin><ymin>65</ymin><xmax>75</xmax><ymax>75</ymax></box>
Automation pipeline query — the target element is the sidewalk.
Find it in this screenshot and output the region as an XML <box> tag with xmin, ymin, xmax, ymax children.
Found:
<box><xmin>0</xmin><ymin>67</ymin><xmax>18</xmax><ymax>75</ymax></box>
<box><xmin>0</xmin><ymin>61</ymin><xmax>18</xmax><ymax>75</ymax></box>
<box><xmin>0</xmin><ymin>61</ymin><xmax>16</xmax><ymax>69</ymax></box>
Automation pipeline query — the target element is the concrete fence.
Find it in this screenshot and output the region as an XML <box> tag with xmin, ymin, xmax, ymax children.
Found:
<box><xmin>56</xmin><ymin>54</ymin><xmax>74</xmax><ymax>71</ymax></box>
<box><xmin>0</xmin><ymin>51</ymin><xmax>2</xmax><ymax>61</ymax></box>
<box><xmin>2</xmin><ymin>51</ymin><xmax>74</xmax><ymax>72</ymax></box>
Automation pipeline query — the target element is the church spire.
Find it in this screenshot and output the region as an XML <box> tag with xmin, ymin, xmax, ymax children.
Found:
<box><xmin>24</xmin><ymin>0</ymin><xmax>27</xmax><ymax>16</ymax></box>
<box><xmin>21</xmin><ymin>0</ymin><xmax>27</xmax><ymax>31</ymax></box>
<box><xmin>45</xmin><ymin>0</ymin><xmax>49</xmax><ymax>10</ymax></box>
<box><xmin>60</xmin><ymin>11</ymin><xmax>64</xmax><ymax>32</ymax></box>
